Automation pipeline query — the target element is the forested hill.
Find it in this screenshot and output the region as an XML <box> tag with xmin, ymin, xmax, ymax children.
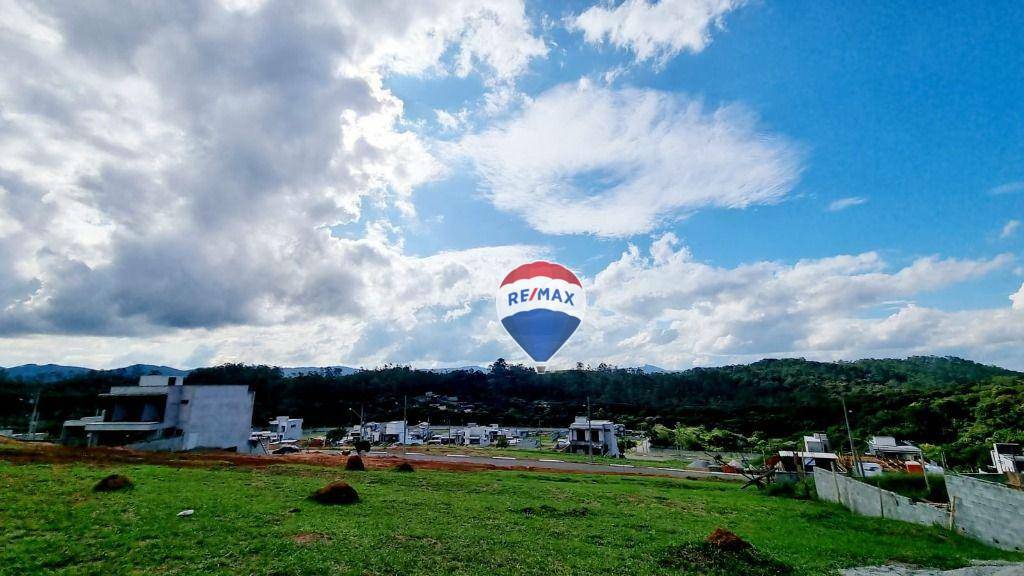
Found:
<box><xmin>1</xmin><ymin>356</ymin><xmax>1020</xmax><ymax>467</ymax></box>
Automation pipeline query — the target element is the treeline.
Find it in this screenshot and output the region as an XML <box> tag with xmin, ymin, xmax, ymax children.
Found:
<box><xmin>1</xmin><ymin>356</ymin><xmax>1020</xmax><ymax>468</ymax></box>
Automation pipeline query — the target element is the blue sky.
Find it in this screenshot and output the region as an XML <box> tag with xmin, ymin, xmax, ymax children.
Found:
<box><xmin>395</xmin><ymin>1</ymin><xmax>1023</xmax><ymax>299</ymax></box>
<box><xmin>0</xmin><ymin>1</ymin><xmax>1022</xmax><ymax>370</ymax></box>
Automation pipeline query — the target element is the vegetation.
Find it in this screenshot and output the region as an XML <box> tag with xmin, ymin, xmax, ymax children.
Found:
<box><xmin>0</xmin><ymin>461</ymin><xmax>1019</xmax><ymax>575</ymax></box>
<box><xmin>2</xmin><ymin>356</ymin><xmax>1021</xmax><ymax>469</ymax></box>
<box><xmin>862</xmin><ymin>473</ymin><xmax>948</xmax><ymax>503</ymax></box>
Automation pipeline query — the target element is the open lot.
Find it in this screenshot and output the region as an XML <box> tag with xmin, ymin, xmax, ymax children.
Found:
<box><xmin>1</xmin><ymin>455</ymin><xmax>1019</xmax><ymax>576</ymax></box>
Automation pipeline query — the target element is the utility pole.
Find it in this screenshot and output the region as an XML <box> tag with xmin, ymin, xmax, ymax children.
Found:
<box><xmin>403</xmin><ymin>395</ymin><xmax>408</xmax><ymax>453</ymax></box>
<box><xmin>842</xmin><ymin>396</ymin><xmax>860</xmax><ymax>477</ymax></box>
<box><xmin>27</xmin><ymin>391</ymin><xmax>40</xmax><ymax>436</ymax></box>
<box><xmin>586</xmin><ymin>395</ymin><xmax>593</xmax><ymax>463</ymax></box>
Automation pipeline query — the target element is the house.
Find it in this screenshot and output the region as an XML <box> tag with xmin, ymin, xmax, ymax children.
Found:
<box><xmin>803</xmin><ymin>433</ymin><xmax>831</xmax><ymax>453</ymax></box>
<box><xmin>269</xmin><ymin>416</ymin><xmax>303</xmax><ymax>441</ymax></box>
<box><xmin>991</xmin><ymin>443</ymin><xmax>1024</xmax><ymax>473</ymax></box>
<box><xmin>775</xmin><ymin>450</ymin><xmax>841</xmax><ymax>472</ymax></box>
<box><xmin>447</xmin><ymin>423</ymin><xmax>521</xmax><ymax>446</ymax></box>
<box><xmin>60</xmin><ymin>375</ymin><xmax>255</xmax><ymax>452</ymax></box>
<box><xmin>380</xmin><ymin>421</ymin><xmax>407</xmax><ymax>444</ymax></box>
<box><xmin>867</xmin><ymin>436</ymin><xmax>923</xmax><ymax>462</ymax></box>
<box><xmin>567</xmin><ymin>416</ymin><xmax>621</xmax><ymax>457</ymax></box>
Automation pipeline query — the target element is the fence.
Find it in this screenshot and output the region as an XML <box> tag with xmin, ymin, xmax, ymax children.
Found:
<box><xmin>813</xmin><ymin>468</ymin><xmax>1023</xmax><ymax>552</ymax></box>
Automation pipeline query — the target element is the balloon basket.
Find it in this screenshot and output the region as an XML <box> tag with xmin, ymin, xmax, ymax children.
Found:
<box><xmin>535</xmin><ymin>365</ymin><xmax>547</xmax><ymax>374</ymax></box>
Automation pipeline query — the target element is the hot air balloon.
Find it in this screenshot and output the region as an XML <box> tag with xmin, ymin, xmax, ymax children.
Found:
<box><xmin>496</xmin><ymin>261</ymin><xmax>586</xmax><ymax>372</ymax></box>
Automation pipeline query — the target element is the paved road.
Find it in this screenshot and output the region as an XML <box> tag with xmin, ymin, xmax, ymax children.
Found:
<box><xmin>363</xmin><ymin>450</ymin><xmax>743</xmax><ymax>482</ymax></box>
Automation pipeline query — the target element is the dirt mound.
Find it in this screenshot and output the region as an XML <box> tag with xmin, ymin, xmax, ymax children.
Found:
<box><xmin>345</xmin><ymin>454</ymin><xmax>365</xmax><ymax>471</ymax></box>
<box><xmin>706</xmin><ymin>528</ymin><xmax>751</xmax><ymax>552</ymax></box>
<box><xmin>661</xmin><ymin>529</ymin><xmax>791</xmax><ymax>576</ymax></box>
<box><xmin>93</xmin><ymin>474</ymin><xmax>132</xmax><ymax>492</ymax></box>
<box><xmin>394</xmin><ymin>462</ymin><xmax>415</xmax><ymax>472</ymax></box>
<box><xmin>311</xmin><ymin>481</ymin><xmax>359</xmax><ymax>505</ymax></box>
<box><xmin>291</xmin><ymin>532</ymin><xmax>331</xmax><ymax>545</ymax></box>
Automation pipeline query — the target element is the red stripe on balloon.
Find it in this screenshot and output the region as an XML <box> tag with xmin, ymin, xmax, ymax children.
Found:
<box><xmin>500</xmin><ymin>261</ymin><xmax>582</xmax><ymax>287</ymax></box>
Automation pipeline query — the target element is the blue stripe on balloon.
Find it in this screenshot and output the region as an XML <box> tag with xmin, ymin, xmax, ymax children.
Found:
<box><xmin>500</xmin><ymin>308</ymin><xmax>581</xmax><ymax>363</ymax></box>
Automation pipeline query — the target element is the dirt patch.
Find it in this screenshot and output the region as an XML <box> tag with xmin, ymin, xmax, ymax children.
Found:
<box><xmin>520</xmin><ymin>504</ymin><xmax>590</xmax><ymax>518</ymax></box>
<box><xmin>93</xmin><ymin>474</ymin><xmax>132</xmax><ymax>492</ymax></box>
<box><xmin>311</xmin><ymin>481</ymin><xmax>359</xmax><ymax>505</ymax></box>
<box><xmin>344</xmin><ymin>455</ymin><xmax>365</xmax><ymax>471</ymax></box>
<box><xmin>705</xmin><ymin>528</ymin><xmax>750</xmax><ymax>552</ymax></box>
<box><xmin>291</xmin><ymin>532</ymin><xmax>331</xmax><ymax>545</ymax></box>
<box><xmin>661</xmin><ymin>529</ymin><xmax>791</xmax><ymax>576</ymax></box>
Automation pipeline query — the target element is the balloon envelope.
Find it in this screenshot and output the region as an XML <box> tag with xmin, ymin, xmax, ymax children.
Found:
<box><xmin>496</xmin><ymin>261</ymin><xmax>585</xmax><ymax>364</ymax></box>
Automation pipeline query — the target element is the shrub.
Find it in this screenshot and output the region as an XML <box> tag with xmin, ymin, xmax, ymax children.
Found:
<box><xmin>764</xmin><ymin>477</ymin><xmax>815</xmax><ymax>500</ymax></box>
<box><xmin>862</xmin><ymin>473</ymin><xmax>947</xmax><ymax>503</ymax></box>
<box><xmin>345</xmin><ymin>455</ymin><xmax>365</xmax><ymax>471</ymax></box>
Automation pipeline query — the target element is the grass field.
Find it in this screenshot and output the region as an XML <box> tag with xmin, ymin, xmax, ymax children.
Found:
<box><xmin>0</xmin><ymin>461</ymin><xmax>1019</xmax><ymax>576</ymax></box>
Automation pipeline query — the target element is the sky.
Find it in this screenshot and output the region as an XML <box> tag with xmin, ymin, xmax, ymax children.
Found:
<box><xmin>0</xmin><ymin>0</ymin><xmax>1022</xmax><ymax>370</ymax></box>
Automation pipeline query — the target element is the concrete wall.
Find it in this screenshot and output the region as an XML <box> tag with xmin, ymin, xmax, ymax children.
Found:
<box><xmin>813</xmin><ymin>468</ymin><xmax>948</xmax><ymax>527</ymax></box>
<box><xmin>180</xmin><ymin>385</ymin><xmax>254</xmax><ymax>452</ymax></box>
<box><xmin>815</xmin><ymin>468</ymin><xmax>1024</xmax><ymax>552</ymax></box>
<box><xmin>946</xmin><ymin>474</ymin><xmax>1024</xmax><ymax>552</ymax></box>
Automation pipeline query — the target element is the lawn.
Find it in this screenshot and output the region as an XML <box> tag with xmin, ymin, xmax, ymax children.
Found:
<box><xmin>0</xmin><ymin>461</ymin><xmax>1018</xmax><ymax>576</ymax></box>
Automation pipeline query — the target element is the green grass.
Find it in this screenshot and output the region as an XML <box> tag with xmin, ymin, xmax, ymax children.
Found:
<box><xmin>0</xmin><ymin>461</ymin><xmax>1018</xmax><ymax>576</ymax></box>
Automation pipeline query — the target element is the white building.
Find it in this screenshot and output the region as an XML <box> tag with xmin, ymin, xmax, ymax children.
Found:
<box><xmin>867</xmin><ymin>436</ymin><xmax>923</xmax><ymax>461</ymax></box>
<box><xmin>568</xmin><ymin>416</ymin><xmax>620</xmax><ymax>457</ymax></box>
<box><xmin>61</xmin><ymin>375</ymin><xmax>255</xmax><ymax>452</ymax></box>
<box><xmin>991</xmin><ymin>443</ymin><xmax>1024</xmax><ymax>473</ymax></box>
<box><xmin>269</xmin><ymin>416</ymin><xmax>303</xmax><ymax>441</ymax></box>
<box><xmin>448</xmin><ymin>423</ymin><xmax>521</xmax><ymax>446</ymax></box>
<box><xmin>803</xmin><ymin>433</ymin><xmax>831</xmax><ymax>453</ymax></box>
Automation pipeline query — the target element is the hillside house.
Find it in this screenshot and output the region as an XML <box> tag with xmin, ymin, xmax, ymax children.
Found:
<box><xmin>61</xmin><ymin>375</ymin><xmax>255</xmax><ymax>452</ymax></box>
<box><xmin>992</xmin><ymin>443</ymin><xmax>1024</xmax><ymax>473</ymax></box>
<box><xmin>868</xmin><ymin>436</ymin><xmax>923</xmax><ymax>462</ymax></box>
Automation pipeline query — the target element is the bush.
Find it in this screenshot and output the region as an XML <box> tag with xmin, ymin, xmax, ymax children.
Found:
<box><xmin>353</xmin><ymin>439</ymin><xmax>371</xmax><ymax>453</ymax></box>
<box><xmin>764</xmin><ymin>478</ymin><xmax>816</xmax><ymax>500</ymax></box>
<box><xmin>862</xmin><ymin>473</ymin><xmax>947</xmax><ymax>503</ymax></box>
<box><xmin>345</xmin><ymin>455</ymin><xmax>365</xmax><ymax>471</ymax></box>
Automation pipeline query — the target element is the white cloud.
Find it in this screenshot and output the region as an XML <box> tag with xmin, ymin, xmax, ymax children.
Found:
<box><xmin>435</xmin><ymin>108</ymin><xmax>470</xmax><ymax>131</ymax></box>
<box><xmin>571</xmin><ymin>0</ymin><xmax>743</xmax><ymax>67</ymax></box>
<box><xmin>457</xmin><ymin>81</ymin><xmax>802</xmax><ymax>236</ymax></box>
<box><xmin>1000</xmin><ymin>219</ymin><xmax>1020</xmax><ymax>239</ymax></box>
<box><xmin>828</xmin><ymin>196</ymin><xmax>868</xmax><ymax>212</ymax></box>
<box><xmin>0</xmin><ymin>1</ymin><xmax>545</xmax><ymax>344</ymax></box>
<box><xmin>1012</xmin><ymin>283</ymin><xmax>1024</xmax><ymax>311</ymax></box>
<box><xmin>561</xmin><ymin>235</ymin><xmax>1022</xmax><ymax>369</ymax></box>
<box><xmin>990</xmin><ymin>181</ymin><xmax>1024</xmax><ymax>195</ymax></box>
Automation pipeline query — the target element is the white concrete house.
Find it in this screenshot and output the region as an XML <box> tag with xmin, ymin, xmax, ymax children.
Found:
<box><xmin>61</xmin><ymin>375</ymin><xmax>255</xmax><ymax>452</ymax></box>
<box><xmin>568</xmin><ymin>416</ymin><xmax>620</xmax><ymax>457</ymax></box>
<box><xmin>269</xmin><ymin>416</ymin><xmax>303</xmax><ymax>441</ymax></box>
<box><xmin>867</xmin><ymin>436</ymin><xmax>923</xmax><ymax>461</ymax></box>
<box><xmin>991</xmin><ymin>443</ymin><xmax>1023</xmax><ymax>473</ymax></box>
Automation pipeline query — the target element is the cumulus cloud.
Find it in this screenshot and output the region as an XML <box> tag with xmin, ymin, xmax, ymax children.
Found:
<box><xmin>457</xmin><ymin>81</ymin><xmax>802</xmax><ymax>236</ymax></box>
<box><xmin>560</xmin><ymin>234</ymin><xmax>1021</xmax><ymax>368</ymax></box>
<box><xmin>571</xmin><ymin>0</ymin><xmax>743</xmax><ymax>67</ymax></box>
<box><xmin>828</xmin><ymin>196</ymin><xmax>868</xmax><ymax>212</ymax></box>
<box><xmin>0</xmin><ymin>1</ymin><xmax>546</xmax><ymax>344</ymax></box>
